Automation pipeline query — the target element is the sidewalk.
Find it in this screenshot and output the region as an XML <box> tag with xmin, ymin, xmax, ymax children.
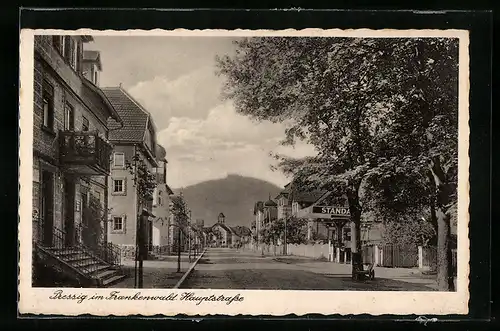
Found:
<box><xmin>113</xmin><ymin>253</ymin><xmax>201</xmax><ymax>288</ymax></box>
<box><xmin>272</xmin><ymin>255</ymin><xmax>438</xmax><ymax>290</ymax></box>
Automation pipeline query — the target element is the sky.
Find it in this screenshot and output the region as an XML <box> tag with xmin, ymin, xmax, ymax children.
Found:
<box><xmin>86</xmin><ymin>36</ymin><xmax>316</xmax><ymax>189</ymax></box>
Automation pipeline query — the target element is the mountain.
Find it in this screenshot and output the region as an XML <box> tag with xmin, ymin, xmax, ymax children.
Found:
<box><xmin>172</xmin><ymin>174</ymin><xmax>283</xmax><ymax>228</ymax></box>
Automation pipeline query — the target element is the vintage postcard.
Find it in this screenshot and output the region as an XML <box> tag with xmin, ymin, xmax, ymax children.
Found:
<box><xmin>18</xmin><ymin>28</ymin><xmax>470</xmax><ymax>316</ymax></box>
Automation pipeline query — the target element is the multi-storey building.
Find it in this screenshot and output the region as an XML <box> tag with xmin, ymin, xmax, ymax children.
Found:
<box><xmin>252</xmin><ymin>198</ymin><xmax>277</xmax><ymax>245</ymax></box>
<box><xmin>102</xmin><ymin>86</ymin><xmax>163</xmax><ymax>260</ymax></box>
<box><xmin>151</xmin><ymin>145</ymin><xmax>174</xmax><ymax>254</ymax></box>
<box><xmin>32</xmin><ymin>35</ymin><xmax>125</xmax><ymax>287</ymax></box>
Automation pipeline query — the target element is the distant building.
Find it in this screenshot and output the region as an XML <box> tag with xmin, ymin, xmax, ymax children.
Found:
<box><xmin>253</xmin><ymin>196</ymin><xmax>278</xmax><ymax>244</ymax></box>
<box><xmin>151</xmin><ymin>145</ymin><xmax>174</xmax><ymax>254</ymax></box>
<box><xmin>230</xmin><ymin>226</ymin><xmax>252</xmax><ymax>246</ymax></box>
<box><xmin>278</xmin><ymin>181</ymin><xmax>383</xmax><ymax>263</ymax></box>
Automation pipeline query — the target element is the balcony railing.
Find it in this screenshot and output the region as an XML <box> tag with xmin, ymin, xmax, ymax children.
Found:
<box><xmin>59</xmin><ymin>131</ymin><xmax>113</xmax><ymax>175</ymax></box>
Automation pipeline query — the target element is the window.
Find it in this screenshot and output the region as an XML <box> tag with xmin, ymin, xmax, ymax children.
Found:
<box><xmin>75</xmin><ymin>42</ymin><xmax>80</xmax><ymax>72</ymax></box>
<box><xmin>113</xmin><ymin>152</ymin><xmax>125</xmax><ymax>168</ymax></box>
<box><xmin>52</xmin><ymin>36</ymin><xmax>64</xmax><ymax>54</ymax></box>
<box><xmin>82</xmin><ymin>116</ymin><xmax>89</xmax><ymax>131</ymax></box>
<box><xmin>42</xmin><ymin>80</ymin><xmax>54</xmax><ymax>130</ymax></box>
<box><xmin>113</xmin><ymin>179</ymin><xmax>125</xmax><ymax>193</ymax></box>
<box><xmin>113</xmin><ymin>216</ymin><xmax>123</xmax><ymax>231</ymax></box>
<box><xmin>158</xmin><ymin>191</ymin><xmax>163</xmax><ymax>206</ymax></box>
<box><xmin>64</xmin><ymin>103</ymin><xmax>74</xmax><ymax>130</ymax></box>
<box><xmin>94</xmin><ymin>70</ymin><xmax>98</xmax><ymax>85</ymax></box>
<box><xmin>63</xmin><ymin>36</ymin><xmax>78</xmax><ymax>70</ymax></box>
<box><xmin>343</xmin><ymin>228</ymin><xmax>351</xmax><ymax>241</ymax></box>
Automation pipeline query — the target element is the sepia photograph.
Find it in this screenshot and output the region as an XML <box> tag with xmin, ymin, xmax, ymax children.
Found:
<box><xmin>19</xmin><ymin>28</ymin><xmax>470</xmax><ymax>316</ymax></box>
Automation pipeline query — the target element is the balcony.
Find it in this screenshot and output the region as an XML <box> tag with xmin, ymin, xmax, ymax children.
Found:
<box><xmin>59</xmin><ymin>131</ymin><xmax>112</xmax><ymax>176</ymax></box>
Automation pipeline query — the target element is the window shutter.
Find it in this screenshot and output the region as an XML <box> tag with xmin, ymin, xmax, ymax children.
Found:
<box><xmin>123</xmin><ymin>215</ymin><xmax>127</xmax><ymax>233</ymax></box>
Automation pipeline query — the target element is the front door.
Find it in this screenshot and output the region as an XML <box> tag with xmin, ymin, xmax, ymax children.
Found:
<box><xmin>64</xmin><ymin>176</ymin><xmax>76</xmax><ymax>246</ymax></box>
<box><xmin>41</xmin><ymin>170</ymin><xmax>54</xmax><ymax>247</ymax></box>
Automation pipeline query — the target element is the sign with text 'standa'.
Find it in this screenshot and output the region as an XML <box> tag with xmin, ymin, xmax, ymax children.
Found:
<box><xmin>312</xmin><ymin>206</ymin><xmax>351</xmax><ymax>217</ymax></box>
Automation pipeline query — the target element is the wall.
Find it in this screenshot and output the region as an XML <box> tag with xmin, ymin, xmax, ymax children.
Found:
<box><xmin>33</xmin><ymin>35</ymin><xmax>110</xmax><ymax>240</ymax></box>
<box><xmin>152</xmin><ymin>182</ymin><xmax>171</xmax><ymax>247</ymax></box>
<box><xmin>108</xmin><ymin>144</ymin><xmax>137</xmax><ymax>247</ymax></box>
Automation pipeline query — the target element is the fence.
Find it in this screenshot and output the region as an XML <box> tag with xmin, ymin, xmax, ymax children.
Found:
<box><xmin>378</xmin><ymin>244</ymin><xmax>419</xmax><ymax>268</ymax></box>
<box><xmin>420</xmin><ymin>246</ymin><xmax>457</xmax><ymax>276</ymax></box>
<box><xmin>245</xmin><ymin>242</ymin><xmax>456</xmax><ymax>271</ymax></box>
<box><xmin>286</xmin><ymin>244</ymin><xmax>330</xmax><ymax>259</ymax></box>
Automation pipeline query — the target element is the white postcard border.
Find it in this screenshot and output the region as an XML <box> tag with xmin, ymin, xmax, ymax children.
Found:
<box><xmin>18</xmin><ymin>28</ymin><xmax>470</xmax><ymax>316</ymax></box>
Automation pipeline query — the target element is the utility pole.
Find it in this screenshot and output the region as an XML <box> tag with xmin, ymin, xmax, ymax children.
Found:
<box><xmin>284</xmin><ymin>216</ymin><xmax>287</xmax><ymax>255</ymax></box>
<box><xmin>137</xmin><ymin>208</ymin><xmax>153</xmax><ymax>288</ymax></box>
<box><xmin>188</xmin><ymin>210</ymin><xmax>192</xmax><ymax>262</ymax></box>
<box><xmin>177</xmin><ymin>224</ymin><xmax>181</xmax><ymax>272</ymax></box>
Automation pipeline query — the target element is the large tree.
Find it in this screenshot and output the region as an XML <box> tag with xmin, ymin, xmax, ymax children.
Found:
<box><xmin>217</xmin><ymin>37</ymin><xmax>459</xmax><ymax>289</ymax></box>
<box><xmin>364</xmin><ymin>38</ymin><xmax>459</xmax><ymax>289</ymax></box>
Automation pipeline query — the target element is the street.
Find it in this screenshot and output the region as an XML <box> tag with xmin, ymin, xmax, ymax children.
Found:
<box><xmin>181</xmin><ymin>248</ymin><xmax>438</xmax><ymax>291</ymax></box>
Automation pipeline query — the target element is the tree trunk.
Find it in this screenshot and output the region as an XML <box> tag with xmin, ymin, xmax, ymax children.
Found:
<box><xmin>430</xmin><ymin>157</ymin><xmax>455</xmax><ymax>291</ymax></box>
<box><xmin>347</xmin><ymin>185</ymin><xmax>363</xmax><ymax>280</ymax></box>
<box><xmin>436</xmin><ymin>207</ymin><xmax>454</xmax><ymax>290</ymax></box>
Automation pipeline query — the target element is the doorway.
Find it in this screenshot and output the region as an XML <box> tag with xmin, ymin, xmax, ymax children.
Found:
<box><xmin>41</xmin><ymin>170</ymin><xmax>54</xmax><ymax>247</ymax></box>
<box><xmin>80</xmin><ymin>191</ymin><xmax>94</xmax><ymax>248</ymax></box>
<box><xmin>63</xmin><ymin>176</ymin><xmax>76</xmax><ymax>246</ymax></box>
<box><xmin>147</xmin><ymin>219</ymin><xmax>153</xmax><ymax>252</ymax></box>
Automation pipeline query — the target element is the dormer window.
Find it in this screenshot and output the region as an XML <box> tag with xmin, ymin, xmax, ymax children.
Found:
<box><xmin>82</xmin><ymin>50</ymin><xmax>102</xmax><ymax>86</ymax></box>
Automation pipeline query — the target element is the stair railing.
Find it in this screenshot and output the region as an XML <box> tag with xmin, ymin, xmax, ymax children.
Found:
<box><xmin>34</xmin><ymin>216</ymin><xmax>122</xmax><ymax>277</ymax></box>
<box><xmin>75</xmin><ymin>222</ymin><xmax>122</xmax><ymax>267</ymax></box>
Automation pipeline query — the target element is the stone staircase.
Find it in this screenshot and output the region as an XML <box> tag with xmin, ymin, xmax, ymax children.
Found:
<box><xmin>36</xmin><ymin>245</ymin><xmax>127</xmax><ymax>287</ymax></box>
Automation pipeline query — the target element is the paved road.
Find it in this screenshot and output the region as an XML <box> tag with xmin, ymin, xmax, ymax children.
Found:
<box><xmin>181</xmin><ymin>248</ymin><xmax>437</xmax><ymax>291</ymax></box>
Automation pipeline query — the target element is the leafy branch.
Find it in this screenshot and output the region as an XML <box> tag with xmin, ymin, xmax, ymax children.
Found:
<box><xmin>125</xmin><ymin>153</ymin><xmax>157</xmax><ymax>207</ymax></box>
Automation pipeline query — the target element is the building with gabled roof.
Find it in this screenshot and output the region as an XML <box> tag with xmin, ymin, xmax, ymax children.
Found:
<box><xmin>103</xmin><ymin>86</ymin><xmax>167</xmax><ymax>260</ymax></box>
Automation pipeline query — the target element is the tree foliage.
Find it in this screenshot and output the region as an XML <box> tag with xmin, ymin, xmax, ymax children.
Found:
<box><xmin>126</xmin><ymin>153</ymin><xmax>158</xmax><ymax>208</ymax></box>
<box><xmin>258</xmin><ymin>217</ymin><xmax>308</xmax><ymax>245</ymax></box>
<box><xmin>169</xmin><ymin>194</ymin><xmax>189</xmax><ymax>231</ymax></box>
<box><xmin>217</xmin><ymin>37</ymin><xmax>459</xmax><ymax>289</ymax></box>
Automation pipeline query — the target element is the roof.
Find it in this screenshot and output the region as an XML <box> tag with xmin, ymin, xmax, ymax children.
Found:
<box><xmin>80</xmin><ymin>78</ymin><xmax>122</xmax><ymax>123</ymax></box>
<box><xmin>230</xmin><ymin>226</ymin><xmax>252</xmax><ymax>237</ymax></box>
<box><xmin>290</xmin><ymin>190</ymin><xmax>328</xmax><ymax>204</ymax></box>
<box><xmin>275</xmin><ymin>190</ymin><xmax>289</xmax><ymax>200</ymax></box>
<box><xmin>212</xmin><ymin>222</ymin><xmax>233</xmax><ymax>234</ymax></box>
<box><xmin>165</xmin><ymin>184</ymin><xmax>174</xmax><ymax>195</ymax></box>
<box><xmin>102</xmin><ymin>87</ymin><xmax>149</xmax><ymax>143</ymax></box>
<box><xmin>83</xmin><ymin>50</ymin><xmax>102</xmax><ymax>70</ymax></box>
<box><xmin>264</xmin><ymin>199</ymin><xmax>277</xmax><ymax>207</ymax></box>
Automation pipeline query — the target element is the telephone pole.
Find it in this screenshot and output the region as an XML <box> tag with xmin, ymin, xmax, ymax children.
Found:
<box><xmin>188</xmin><ymin>210</ymin><xmax>192</xmax><ymax>262</ymax></box>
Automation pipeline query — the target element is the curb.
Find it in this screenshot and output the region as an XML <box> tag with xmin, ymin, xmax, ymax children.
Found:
<box><xmin>173</xmin><ymin>248</ymin><xmax>207</xmax><ymax>289</ymax></box>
